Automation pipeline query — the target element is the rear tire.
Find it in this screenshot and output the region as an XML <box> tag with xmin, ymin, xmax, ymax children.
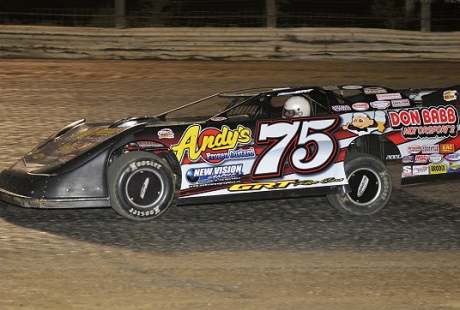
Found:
<box><xmin>327</xmin><ymin>153</ymin><xmax>392</xmax><ymax>215</ymax></box>
<box><xmin>108</xmin><ymin>152</ymin><xmax>177</xmax><ymax>221</ymax></box>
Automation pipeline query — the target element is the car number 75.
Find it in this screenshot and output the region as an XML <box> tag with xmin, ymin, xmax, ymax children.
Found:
<box><xmin>251</xmin><ymin>117</ymin><xmax>340</xmax><ymax>179</ymax></box>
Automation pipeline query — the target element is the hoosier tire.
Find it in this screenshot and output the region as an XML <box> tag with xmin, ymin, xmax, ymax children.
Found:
<box><xmin>108</xmin><ymin>151</ymin><xmax>177</xmax><ymax>221</ymax></box>
<box><xmin>326</xmin><ymin>153</ymin><xmax>392</xmax><ymax>216</ymax></box>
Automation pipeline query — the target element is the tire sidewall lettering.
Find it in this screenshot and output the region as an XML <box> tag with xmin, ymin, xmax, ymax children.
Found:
<box><xmin>128</xmin><ymin>207</ymin><xmax>162</xmax><ymax>217</ymax></box>
<box><xmin>120</xmin><ymin>162</ymin><xmax>168</xmax><ymax>214</ymax></box>
<box><xmin>108</xmin><ymin>152</ymin><xmax>176</xmax><ymax>221</ymax></box>
<box><xmin>128</xmin><ymin>160</ymin><xmax>162</xmax><ymax>172</ymax></box>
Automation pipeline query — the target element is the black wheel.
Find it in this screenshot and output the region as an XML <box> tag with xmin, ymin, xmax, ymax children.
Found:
<box><xmin>326</xmin><ymin>153</ymin><xmax>392</xmax><ymax>215</ymax></box>
<box><xmin>108</xmin><ymin>151</ymin><xmax>177</xmax><ymax>221</ymax></box>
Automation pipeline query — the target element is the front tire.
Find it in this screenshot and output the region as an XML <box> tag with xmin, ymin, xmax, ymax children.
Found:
<box><xmin>327</xmin><ymin>153</ymin><xmax>392</xmax><ymax>215</ymax></box>
<box><xmin>108</xmin><ymin>151</ymin><xmax>177</xmax><ymax>221</ymax></box>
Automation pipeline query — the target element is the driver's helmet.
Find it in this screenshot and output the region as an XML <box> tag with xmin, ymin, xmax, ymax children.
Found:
<box><xmin>282</xmin><ymin>96</ymin><xmax>311</xmax><ymax>118</ymax></box>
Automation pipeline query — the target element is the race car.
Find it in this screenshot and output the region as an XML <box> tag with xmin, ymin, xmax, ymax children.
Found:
<box><xmin>0</xmin><ymin>84</ymin><xmax>459</xmax><ymax>221</ymax></box>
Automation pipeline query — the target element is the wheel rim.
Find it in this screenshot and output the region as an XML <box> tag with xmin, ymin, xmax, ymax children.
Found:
<box><xmin>124</xmin><ymin>168</ymin><xmax>164</xmax><ymax>209</ymax></box>
<box><xmin>346</xmin><ymin>168</ymin><xmax>381</xmax><ymax>206</ymax></box>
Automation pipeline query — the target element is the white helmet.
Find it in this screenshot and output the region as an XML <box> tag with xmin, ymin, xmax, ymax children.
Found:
<box><xmin>282</xmin><ymin>96</ymin><xmax>311</xmax><ymax>118</ymax></box>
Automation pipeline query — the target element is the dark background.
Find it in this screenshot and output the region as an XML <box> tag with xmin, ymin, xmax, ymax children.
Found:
<box><xmin>1</xmin><ymin>0</ymin><xmax>459</xmax><ymax>30</ymax></box>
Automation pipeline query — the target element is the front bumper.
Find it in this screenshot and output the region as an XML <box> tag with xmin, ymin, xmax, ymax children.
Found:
<box><xmin>0</xmin><ymin>187</ymin><xmax>110</xmax><ymax>209</ymax></box>
<box><xmin>0</xmin><ymin>155</ymin><xmax>111</xmax><ymax>210</ymax></box>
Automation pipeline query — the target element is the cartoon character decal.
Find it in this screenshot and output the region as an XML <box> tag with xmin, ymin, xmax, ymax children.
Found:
<box><xmin>342</xmin><ymin>111</ymin><xmax>386</xmax><ymax>135</ymax></box>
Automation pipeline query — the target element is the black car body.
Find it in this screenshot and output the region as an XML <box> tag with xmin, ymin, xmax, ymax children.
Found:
<box><xmin>0</xmin><ymin>85</ymin><xmax>459</xmax><ymax>220</ymax></box>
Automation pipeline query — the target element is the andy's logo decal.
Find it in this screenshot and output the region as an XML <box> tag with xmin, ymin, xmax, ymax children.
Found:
<box><xmin>171</xmin><ymin>124</ymin><xmax>252</xmax><ymax>163</ymax></box>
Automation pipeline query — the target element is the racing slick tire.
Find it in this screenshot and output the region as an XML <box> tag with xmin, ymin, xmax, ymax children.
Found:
<box><xmin>108</xmin><ymin>151</ymin><xmax>177</xmax><ymax>221</ymax></box>
<box><xmin>326</xmin><ymin>153</ymin><xmax>392</xmax><ymax>216</ymax></box>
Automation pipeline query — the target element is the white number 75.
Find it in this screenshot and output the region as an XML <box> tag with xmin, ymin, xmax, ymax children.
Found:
<box><xmin>251</xmin><ymin>118</ymin><xmax>339</xmax><ymax>179</ymax></box>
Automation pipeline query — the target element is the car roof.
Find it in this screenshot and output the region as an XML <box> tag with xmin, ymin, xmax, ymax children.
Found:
<box><xmin>219</xmin><ymin>87</ymin><xmax>320</xmax><ymax>98</ymax></box>
<box><xmin>218</xmin><ymin>85</ymin><xmax>396</xmax><ymax>98</ymax></box>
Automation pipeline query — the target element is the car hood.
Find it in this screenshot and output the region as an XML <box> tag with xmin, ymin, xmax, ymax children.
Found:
<box><xmin>12</xmin><ymin>116</ymin><xmax>206</xmax><ymax>175</ymax></box>
<box><xmin>16</xmin><ymin>121</ymin><xmax>141</xmax><ymax>174</ymax></box>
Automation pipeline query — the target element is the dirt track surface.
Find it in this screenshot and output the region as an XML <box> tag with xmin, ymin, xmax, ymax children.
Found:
<box><xmin>0</xmin><ymin>59</ymin><xmax>460</xmax><ymax>309</ymax></box>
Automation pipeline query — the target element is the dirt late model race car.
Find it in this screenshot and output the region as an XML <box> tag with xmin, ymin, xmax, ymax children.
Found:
<box><xmin>0</xmin><ymin>84</ymin><xmax>459</xmax><ymax>221</ymax></box>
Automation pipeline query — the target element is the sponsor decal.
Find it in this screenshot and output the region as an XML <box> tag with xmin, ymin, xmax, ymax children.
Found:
<box><xmin>377</xmin><ymin>93</ymin><xmax>402</xmax><ymax>100</ymax></box>
<box><xmin>342</xmin><ymin>111</ymin><xmax>386</xmax><ymax>135</ymax></box>
<box><xmin>171</xmin><ymin>124</ymin><xmax>252</xmax><ymax>163</ymax></box>
<box><xmin>228</xmin><ymin>177</ymin><xmax>344</xmax><ymax>192</ymax></box>
<box><xmin>32</xmin><ymin>153</ymin><xmax>46</xmax><ymax>160</ymax></box>
<box><xmin>429</xmin><ymin>154</ymin><xmax>444</xmax><ymax>163</ymax></box>
<box><xmin>158</xmin><ymin>128</ymin><xmax>174</xmax><ymax>139</ymax></box>
<box><xmin>277</xmin><ymin>89</ymin><xmax>313</xmax><ymax>96</ymax></box>
<box><xmin>388</xmin><ymin>105</ymin><xmax>458</xmax><ymax>139</ymax></box>
<box><xmin>58</xmin><ymin>142</ymin><xmax>90</xmax><ymax>154</ymax></box>
<box><xmin>422</xmin><ymin>144</ymin><xmax>439</xmax><ymax>154</ymax></box>
<box><xmin>449</xmin><ymin>162</ymin><xmax>460</xmax><ymax>172</ymax></box>
<box><xmin>331</xmin><ymin>105</ymin><xmax>352</xmax><ymax>112</ymax></box>
<box><xmin>391</xmin><ymin>99</ymin><xmax>411</xmax><ymax>108</ymax></box>
<box><xmin>356</xmin><ymin>175</ymin><xmax>369</xmax><ymax>197</ymax></box>
<box><xmin>402</xmin><ymin>155</ymin><xmax>415</xmax><ymax>163</ymax></box>
<box><xmin>323</xmin><ymin>85</ymin><xmax>339</xmax><ymax>91</ymax></box>
<box><xmin>445</xmin><ymin>153</ymin><xmax>460</xmax><ymax>161</ymax></box>
<box><xmin>352</xmin><ymin>102</ymin><xmax>369</xmax><ymax>111</ymax></box>
<box><xmin>186</xmin><ymin>164</ymin><xmax>243</xmax><ymax>185</ymax></box>
<box><xmin>414</xmin><ymin>154</ymin><xmax>429</xmax><ymax>164</ymax></box>
<box><xmin>137</xmin><ymin>141</ymin><xmax>162</xmax><ymax>148</ymax></box>
<box><xmin>430</xmin><ymin>163</ymin><xmax>447</xmax><ymax>175</ymax></box>
<box><xmin>370</xmin><ymin>101</ymin><xmax>390</xmax><ymax>109</ymax></box>
<box><xmin>205</xmin><ymin>147</ymin><xmax>256</xmax><ymax>162</ymax></box>
<box><xmin>364</xmin><ymin>87</ymin><xmax>387</xmax><ymax>95</ymax></box>
<box><xmin>443</xmin><ymin>90</ymin><xmax>458</xmax><ymax>102</ymax></box>
<box><xmin>408</xmin><ymin>145</ymin><xmax>422</xmax><ymax>154</ymax></box>
<box><xmin>412</xmin><ymin>165</ymin><xmax>430</xmax><ymax>176</ymax></box>
<box><xmin>386</xmin><ymin>154</ymin><xmax>402</xmax><ymax>160</ymax></box>
<box><xmin>210</xmin><ymin>116</ymin><xmax>227</xmax><ymax>122</ymax></box>
<box><xmin>70</xmin><ymin>127</ymin><xmax>124</xmax><ymax>142</ymax></box>
<box><xmin>440</xmin><ymin>144</ymin><xmax>455</xmax><ymax>153</ymax></box>
<box><xmin>342</xmin><ymin>85</ymin><xmax>363</xmax><ymax>90</ymax></box>
<box><xmin>402</xmin><ymin>166</ymin><xmax>412</xmax><ymax>177</ymax></box>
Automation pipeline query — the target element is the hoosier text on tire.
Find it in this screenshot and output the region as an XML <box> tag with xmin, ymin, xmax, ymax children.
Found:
<box><xmin>108</xmin><ymin>151</ymin><xmax>177</xmax><ymax>221</ymax></box>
